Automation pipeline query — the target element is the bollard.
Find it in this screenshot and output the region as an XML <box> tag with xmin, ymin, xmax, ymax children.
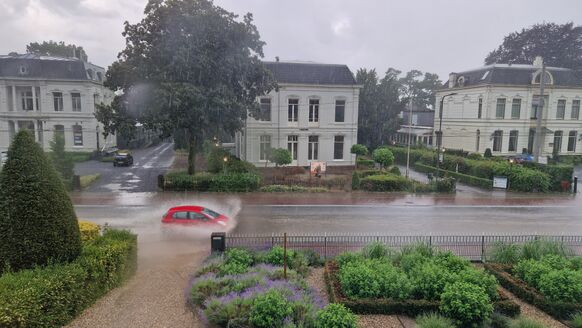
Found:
<box><xmin>211</xmin><ymin>232</ymin><xmax>226</xmax><ymax>254</ymax></box>
<box><xmin>574</xmin><ymin>176</ymin><xmax>578</xmax><ymax>194</ymax></box>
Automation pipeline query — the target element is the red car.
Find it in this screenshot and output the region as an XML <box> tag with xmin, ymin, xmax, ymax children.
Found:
<box><xmin>161</xmin><ymin>206</ymin><xmax>229</xmax><ymax>227</ymax></box>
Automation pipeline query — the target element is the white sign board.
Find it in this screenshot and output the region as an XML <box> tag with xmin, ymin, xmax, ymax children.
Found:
<box><xmin>310</xmin><ymin>161</ymin><xmax>326</xmax><ymax>175</ymax></box>
<box><xmin>0</xmin><ymin>152</ymin><xmax>7</xmax><ymax>167</ymax></box>
<box><xmin>538</xmin><ymin>156</ymin><xmax>548</xmax><ymax>165</ymax></box>
<box><xmin>493</xmin><ymin>176</ymin><xmax>508</xmax><ymax>189</ymax></box>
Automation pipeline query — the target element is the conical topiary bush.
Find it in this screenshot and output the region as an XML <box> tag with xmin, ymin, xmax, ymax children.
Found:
<box><xmin>0</xmin><ymin>130</ymin><xmax>81</xmax><ymax>272</ymax></box>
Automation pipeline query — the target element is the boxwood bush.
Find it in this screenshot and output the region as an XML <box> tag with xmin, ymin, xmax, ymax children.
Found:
<box><xmin>315</xmin><ymin>303</ymin><xmax>357</xmax><ymax>328</ymax></box>
<box><xmin>0</xmin><ymin>230</ymin><xmax>137</xmax><ymax>327</ymax></box>
<box><xmin>440</xmin><ymin>281</ymin><xmax>494</xmax><ymax>327</ymax></box>
<box><xmin>163</xmin><ymin>171</ymin><xmax>261</xmax><ymax>191</ymax></box>
<box><xmin>359</xmin><ymin>174</ymin><xmax>411</xmax><ymax>191</ymax></box>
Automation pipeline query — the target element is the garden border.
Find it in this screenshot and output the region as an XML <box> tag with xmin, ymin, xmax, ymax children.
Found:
<box><xmin>484</xmin><ymin>263</ymin><xmax>582</xmax><ymax>322</ymax></box>
<box><xmin>324</xmin><ymin>261</ymin><xmax>520</xmax><ymax>317</ymax></box>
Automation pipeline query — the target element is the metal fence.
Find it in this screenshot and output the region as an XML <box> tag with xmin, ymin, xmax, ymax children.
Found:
<box><xmin>225</xmin><ymin>233</ymin><xmax>582</xmax><ymax>261</ymax></box>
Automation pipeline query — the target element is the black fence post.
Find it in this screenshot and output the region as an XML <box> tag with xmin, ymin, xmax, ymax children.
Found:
<box><xmin>574</xmin><ymin>176</ymin><xmax>578</xmax><ymax>193</ymax></box>
<box><xmin>481</xmin><ymin>235</ymin><xmax>485</xmax><ymax>262</ymax></box>
<box><xmin>72</xmin><ymin>175</ymin><xmax>81</xmax><ymax>191</ymax></box>
<box><xmin>157</xmin><ymin>174</ymin><xmax>165</xmax><ymax>191</ymax></box>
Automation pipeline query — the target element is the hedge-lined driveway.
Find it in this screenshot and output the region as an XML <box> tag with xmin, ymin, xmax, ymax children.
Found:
<box><xmin>74</xmin><ymin>142</ymin><xmax>174</xmax><ymax>193</ymax></box>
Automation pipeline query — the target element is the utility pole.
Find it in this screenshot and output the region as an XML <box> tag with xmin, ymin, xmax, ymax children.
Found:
<box><xmin>436</xmin><ymin>92</ymin><xmax>457</xmax><ymax>176</ymax></box>
<box><xmin>533</xmin><ymin>58</ymin><xmax>546</xmax><ymax>163</ymax></box>
<box><xmin>405</xmin><ymin>97</ymin><xmax>413</xmax><ymax>178</ymax></box>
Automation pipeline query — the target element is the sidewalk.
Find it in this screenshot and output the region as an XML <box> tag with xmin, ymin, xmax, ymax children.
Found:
<box><xmin>397</xmin><ymin>165</ymin><xmax>497</xmax><ymax>196</ymax></box>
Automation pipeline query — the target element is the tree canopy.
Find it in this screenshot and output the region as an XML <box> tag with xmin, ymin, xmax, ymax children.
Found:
<box><xmin>101</xmin><ymin>0</ymin><xmax>275</xmax><ymax>174</ymax></box>
<box><xmin>26</xmin><ymin>40</ymin><xmax>87</xmax><ymax>61</ymax></box>
<box><xmin>485</xmin><ymin>22</ymin><xmax>582</xmax><ymax>71</ymax></box>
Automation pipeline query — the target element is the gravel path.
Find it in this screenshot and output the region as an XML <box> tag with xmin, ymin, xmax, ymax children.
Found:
<box><xmin>67</xmin><ymin>238</ymin><xmax>208</xmax><ymax>328</ymax></box>
<box><xmin>498</xmin><ymin>286</ymin><xmax>568</xmax><ymax>328</ymax></box>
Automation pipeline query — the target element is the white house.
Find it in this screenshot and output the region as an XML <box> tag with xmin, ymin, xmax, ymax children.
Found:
<box><xmin>236</xmin><ymin>61</ymin><xmax>361</xmax><ymax>167</ymax></box>
<box><xmin>0</xmin><ymin>53</ymin><xmax>115</xmax><ymax>153</ymax></box>
<box><xmin>434</xmin><ymin>61</ymin><xmax>582</xmax><ymax>157</ymax></box>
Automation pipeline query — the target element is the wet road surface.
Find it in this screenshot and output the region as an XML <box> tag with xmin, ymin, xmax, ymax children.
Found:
<box><xmin>74</xmin><ymin>142</ymin><xmax>174</xmax><ymax>192</ymax></box>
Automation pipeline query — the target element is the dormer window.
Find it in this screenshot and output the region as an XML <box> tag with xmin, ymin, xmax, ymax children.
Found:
<box><xmin>18</xmin><ymin>65</ymin><xmax>29</xmax><ymax>75</ymax></box>
<box><xmin>532</xmin><ymin>70</ymin><xmax>553</xmax><ymax>85</ymax></box>
<box><xmin>96</xmin><ymin>72</ymin><xmax>103</xmax><ymax>82</ymax></box>
<box><xmin>457</xmin><ymin>76</ymin><xmax>466</xmax><ymax>87</ymax></box>
<box><xmin>86</xmin><ymin>69</ymin><xmax>94</xmax><ymax>80</ymax></box>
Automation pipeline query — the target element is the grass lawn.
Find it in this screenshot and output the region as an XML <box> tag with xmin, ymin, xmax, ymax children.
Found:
<box><xmin>80</xmin><ymin>174</ymin><xmax>101</xmax><ymax>189</ymax></box>
<box><xmin>66</xmin><ymin>151</ymin><xmax>94</xmax><ymax>163</ymax></box>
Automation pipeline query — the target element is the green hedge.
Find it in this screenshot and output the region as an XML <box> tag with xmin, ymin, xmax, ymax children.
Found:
<box><xmin>164</xmin><ymin>172</ymin><xmax>261</xmax><ymax>192</ymax></box>
<box><xmin>0</xmin><ymin>230</ymin><xmax>137</xmax><ymax>327</ymax></box>
<box><xmin>522</xmin><ymin>162</ymin><xmax>573</xmax><ymax>192</ymax></box>
<box><xmin>359</xmin><ymin>174</ymin><xmax>411</xmax><ymax>191</ymax></box>
<box><xmin>325</xmin><ymin>261</ymin><xmax>519</xmax><ymax>318</ymax></box>
<box><xmin>357</xmin><ymin>158</ymin><xmax>375</xmax><ymax>169</ymax></box>
<box><xmin>484</xmin><ymin>263</ymin><xmax>582</xmax><ymax>320</ymax></box>
<box><xmin>492</xmin><ymin>163</ymin><xmax>551</xmax><ymax>192</ymax></box>
<box><xmin>414</xmin><ymin>162</ymin><xmax>493</xmax><ymax>189</ymax></box>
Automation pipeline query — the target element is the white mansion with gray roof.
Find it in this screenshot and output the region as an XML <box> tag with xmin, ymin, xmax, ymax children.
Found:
<box><xmin>435</xmin><ymin>62</ymin><xmax>582</xmax><ymax>157</ymax></box>
<box><xmin>235</xmin><ymin>61</ymin><xmax>361</xmax><ymax>167</ymax></box>
<box><xmin>0</xmin><ymin>53</ymin><xmax>115</xmax><ymax>153</ymax></box>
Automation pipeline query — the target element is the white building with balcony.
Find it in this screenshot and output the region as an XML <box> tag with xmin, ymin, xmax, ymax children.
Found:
<box><xmin>0</xmin><ymin>54</ymin><xmax>115</xmax><ymax>153</ymax></box>
<box><xmin>435</xmin><ymin>62</ymin><xmax>582</xmax><ymax>157</ymax></box>
<box><xmin>236</xmin><ymin>61</ymin><xmax>360</xmax><ymax>167</ymax></box>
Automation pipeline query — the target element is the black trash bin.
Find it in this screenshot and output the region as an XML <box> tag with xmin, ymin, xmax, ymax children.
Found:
<box><xmin>211</xmin><ymin>232</ymin><xmax>226</xmax><ymax>254</ymax></box>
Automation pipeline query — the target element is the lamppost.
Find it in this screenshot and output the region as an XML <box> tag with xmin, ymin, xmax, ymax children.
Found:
<box><xmin>223</xmin><ymin>156</ymin><xmax>228</xmax><ymax>174</ymax></box>
<box><xmin>436</xmin><ymin>92</ymin><xmax>457</xmax><ymax>176</ymax></box>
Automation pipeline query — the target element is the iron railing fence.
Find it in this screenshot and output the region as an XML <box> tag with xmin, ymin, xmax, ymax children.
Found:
<box><xmin>225</xmin><ymin>233</ymin><xmax>582</xmax><ymax>261</ymax></box>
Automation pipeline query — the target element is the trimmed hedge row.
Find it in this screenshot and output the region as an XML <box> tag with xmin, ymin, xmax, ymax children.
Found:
<box><xmin>0</xmin><ymin>230</ymin><xmax>137</xmax><ymax>327</ymax></box>
<box><xmin>414</xmin><ymin>162</ymin><xmax>493</xmax><ymax>189</ymax></box>
<box><xmin>325</xmin><ymin>261</ymin><xmax>520</xmax><ymax>318</ymax></box>
<box><xmin>163</xmin><ymin>171</ymin><xmax>261</xmax><ymax>192</ymax></box>
<box><xmin>484</xmin><ymin>263</ymin><xmax>582</xmax><ymax>320</ymax></box>
<box><xmin>359</xmin><ymin>174</ymin><xmax>411</xmax><ymax>192</ymax></box>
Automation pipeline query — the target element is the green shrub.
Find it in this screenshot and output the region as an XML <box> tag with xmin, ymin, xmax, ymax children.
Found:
<box><xmin>335</xmin><ymin>252</ymin><xmax>364</xmax><ymax>268</ymax></box>
<box><xmin>509</xmin><ymin>317</ymin><xmax>545</xmax><ymax>328</ymax></box>
<box><xmin>225</xmin><ymin>248</ymin><xmax>254</xmax><ymax>267</ymax></box>
<box><xmin>537</xmin><ymin>269</ymin><xmax>582</xmax><ymax>303</ymax></box>
<box><xmin>264</xmin><ymin>246</ymin><xmax>295</xmax><ymax>266</ymax></box>
<box><xmin>415</xmin><ymin>313</ymin><xmax>456</xmax><ymax>328</ymax></box>
<box><xmin>339</xmin><ymin>261</ymin><xmax>381</xmax><ymax>299</ymax></box>
<box><xmin>350</xmin><ymin>144</ymin><xmax>368</xmax><ymax>158</ymax></box>
<box><xmin>411</xmin><ymin>262</ymin><xmax>458</xmax><ymax>300</ymax></box>
<box><xmin>163</xmin><ymin>171</ymin><xmax>213</xmax><ymax>191</ymax></box>
<box><xmin>300</xmin><ymin>249</ymin><xmax>324</xmax><ymax>267</ymax></box>
<box><xmin>362</xmin><ymin>241</ymin><xmax>393</xmax><ymax>260</ymax></box>
<box><xmin>49</xmin><ymin>132</ymin><xmax>74</xmax><ymax>185</ymax></box>
<box><xmin>206</xmin><ymin>146</ymin><xmax>232</xmax><ymax>173</ymax></box>
<box><xmin>467</xmin><ymin>153</ymin><xmax>483</xmax><ymax>160</ymax></box>
<box><xmin>457</xmin><ymin>269</ymin><xmax>499</xmax><ymax>300</ymax></box>
<box><xmin>489</xmin><ymin>312</ymin><xmax>511</xmax><ymax>328</ymax></box>
<box><xmin>389</xmin><ymin>166</ymin><xmax>401</xmax><ymax>175</ymax></box>
<box><xmin>398</xmin><ymin>252</ymin><xmax>431</xmax><ymax>273</ymax></box>
<box><xmin>0</xmin><ymin>130</ymin><xmax>81</xmax><ymax>272</ymax></box>
<box><xmin>493</xmin><ymin>162</ymin><xmax>550</xmax><ymax>192</ymax></box>
<box><xmin>513</xmin><ymin>259</ymin><xmax>552</xmax><ymax>287</ymax></box>
<box><xmin>359</xmin><ymin>174</ymin><xmax>411</xmax><ymax>191</ymax></box>
<box><xmin>400</xmin><ymin>243</ymin><xmax>436</xmax><ymax>258</ymax></box>
<box><xmin>209</xmin><ymin>173</ymin><xmax>261</xmax><ymax>192</ymax></box>
<box><xmin>376</xmin><ymin>265</ymin><xmax>413</xmax><ymax>300</ymax></box>
<box><xmin>259</xmin><ymin>185</ymin><xmax>327</xmax><ymax>192</ymax></box>
<box><xmin>269</xmin><ymin>148</ymin><xmax>292</xmax><ymax>167</ymax></box>
<box><xmin>484</xmin><ymin>148</ymin><xmax>493</xmax><ymax>158</ymax></box>
<box><xmin>351</xmin><ymin>171</ymin><xmax>361</xmax><ymax>190</ymax></box>
<box><xmin>440</xmin><ymin>281</ymin><xmax>494</xmax><ymax>327</ymax></box>
<box><xmin>373</xmin><ymin>148</ymin><xmax>395</xmax><ymax>168</ymax></box>
<box><xmin>315</xmin><ymin>303</ymin><xmax>357</xmax><ymax>328</ymax></box>
<box><xmin>249</xmin><ymin>289</ymin><xmax>293</xmax><ymax>328</ymax></box>
<box><xmin>356</xmin><ymin>158</ymin><xmax>375</xmax><ymax>169</ymax></box>
<box><xmin>570</xmin><ymin>312</ymin><xmax>582</xmax><ymax>328</ymax></box>
<box><xmin>521</xmin><ymin>240</ymin><xmax>572</xmax><ymax>260</ymax></box>
<box><xmin>0</xmin><ymin>230</ymin><xmax>136</xmax><ymax>327</ymax></box>
<box><xmin>226</xmin><ymin>158</ymin><xmax>257</xmax><ymax>174</ymax></box>
<box><xmin>433</xmin><ymin>177</ymin><xmax>456</xmax><ymax>192</ymax></box>
<box><xmin>433</xmin><ymin>251</ymin><xmax>470</xmax><ymax>273</ymax></box>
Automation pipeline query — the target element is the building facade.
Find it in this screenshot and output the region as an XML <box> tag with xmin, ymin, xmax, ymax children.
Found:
<box><xmin>392</xmin><ymin>106</ymin><xmax>435</xmax><ymax>147</ymax></box>
<box><xmin>0</xmin><ymin>54</ymin><xmax>115</xmax><ymax>153</ymax></box>
<box><xmin>236</xmin><ymin>61</ymin><xmax>360</xmax><ymax>167</ymax></box>
<box><xmin>434</xmin><ymin>62</ymin><xmax>582</xmax><ymax>157</ymax></box>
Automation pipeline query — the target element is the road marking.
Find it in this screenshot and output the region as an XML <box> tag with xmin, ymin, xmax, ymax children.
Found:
<box><xmin>74</xmin><ymin>204</ymin><xmax>578</xmax><ymax>209</ymax></box>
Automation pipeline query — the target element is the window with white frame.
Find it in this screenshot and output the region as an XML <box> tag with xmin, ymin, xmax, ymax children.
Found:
<box><xmin>72</xmin><ymin>93</ymin><xmax>82</xmax><ymax>112</ymax></box>
<box><xmin>73</xmin><ymin>125</ymin><xmax>83</xmax><ymax>146</ymax></box>
<box><xmin>335</xmin><ymin>100</ymin><xmax>345</xmax><ymax>122</ymax></box>
<box><xmin>259</xmin><ymin>98</ymin><xmax>271</xmax><ymax>121</ymax></box>
<box><xmin>288</xmin><ymin>99</ymin><xmax>298</xmax><ymax>122</ymax></box>
<box><xmin>477</xmin><ymin>98</ymin><xmax>482</xmax><ymax>119</ymax></box>
<box><xmin>492</xmin><ymin>130</ymin><xmax>503</xmax><ymax>152</ymax></box>
<box><xmin>334</xmin><ymin>136</ymin><xmax>344</xmax><ymax>160</ymax></box>
<box><xmin>287</xmin><ymin>135</ymin><xmax>298</xmax><ymax>161</ymax></box>
<box><xmin>511</xmin><ymin>99</ymin><xmax>521</xmax><ymax>119</ymax></box>
<box><xmin>308</xmin><ymin>99</ymin><xmax>319</xmax><ymax>123</ymax></box>
<box><xmin>556</xmin><ymin>99</ymin><xmax>566</xmax><ymax>119</ymax></box>
<box><xmin>495</xmin><ymin>98</ymin><xmax>506</xmax><ymax>119</ymax></box>
<box><xmin>567</xmin><ymin>131</ymin><xmax>577</xmax><ymax>152</ymax></box>
<box><xmin>21</xmin><ymin>91</ymin><xmax>33</xmax><ymax>111</ymax></box>
<box><xmin>259</xmin><ymin>135</ymin><xmax>271</xmax><ymax>161</ymax></box>
<box><xmin>508</xmin><ymin>130</ymin><xmax>519</xmax><ymax>152</ymax></box>
<box><xmin>308</xmin><ymin>136</ymin><xmax>319</xmax><ymax>160</ymax></box>
<box><xmin>553</xmin><ymin>131</ymin><xmax>563</xmax><ymax>154</ymax></box>
<box><xmin>53</xmin><ymin>92</ymin><xmax>64</xmax><ymax>111</ymax></box>
<box><xmin>572</xmin><ymin>100</ymin><xmax>580</xmax><ymax>120</ymax></box>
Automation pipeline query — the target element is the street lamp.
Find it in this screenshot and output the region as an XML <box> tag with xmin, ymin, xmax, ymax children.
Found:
<box><xmin>223</xmin><ymin>156</ymin><xmax>228</xmax><ymax>174</ymax></box>
<box><xmin>436</xmin><ymin>92</ymin><xmax>457</xmax><ymax>176</ymax></box>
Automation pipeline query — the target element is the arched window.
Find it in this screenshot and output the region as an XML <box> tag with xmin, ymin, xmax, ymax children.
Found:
<box><xmin>532</xmin><ymin>70</ymin><xmax>553</xmax><ymax>85</ymax></box>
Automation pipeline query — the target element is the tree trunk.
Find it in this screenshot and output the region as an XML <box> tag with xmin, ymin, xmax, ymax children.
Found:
<box><xmin>188</xmin><ymin>137</ymin><xmax>196</xmax><ymax>175</ymax></box>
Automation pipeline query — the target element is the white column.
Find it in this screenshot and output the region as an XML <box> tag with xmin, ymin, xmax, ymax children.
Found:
<box><xmin>32</xmin><ymin>86</ymin><xmax>37</xmax><ymax>111</ymax></box>
<box><xmin>12</xmin><ymin>85</ymin><xmax>17</xmax><ymax>112</ymax></box>
<box><xmin>33</xmin><ymin>120</ymin><xmax>38</xmax><ymax>142</ymax></box>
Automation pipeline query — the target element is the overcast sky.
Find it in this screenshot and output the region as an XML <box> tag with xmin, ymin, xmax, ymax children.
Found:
<box><xmin>1</xmin><ymin>0</ymin><xmax>580</xmax><ymax>80</ymax></box>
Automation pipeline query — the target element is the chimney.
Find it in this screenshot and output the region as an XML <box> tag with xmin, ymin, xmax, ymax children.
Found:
<box><xmin>275</xmin><ymin>56</ymin><xmax>280</xmax><ymax>62</ymax></box>
<box><xmin>448</xmin><ymin>73</ymin><xmax>458</xmax><ymax>88</ymax></box>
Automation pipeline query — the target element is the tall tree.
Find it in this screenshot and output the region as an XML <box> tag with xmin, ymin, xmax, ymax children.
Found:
<box><xmin>485</xmin><ymin>22</ymin><xmax>582</xmax><ymax>71</ymax></box>
<box><xmin>49</xmin><ymin>132</ymin><xmax>74</xmax><ymax>186</ymax></box>
<box><xmin>26</xmin><ymin>40</ymin><xmax>88</xmax><ymax>61</ymax></box>
<box><xmin>102</xmin><ymin>0</ymin><xmax>275</xmax><ymax>174</ymax></box>
<box><xmin>399</xmin><ymin>70</ymin><xmax>442</xmax><ymax>110</ymax></box>
<box><xmin>357</xmin><ymin>68</ymin><xmax>406</xmax><ymax>149</ymax></box>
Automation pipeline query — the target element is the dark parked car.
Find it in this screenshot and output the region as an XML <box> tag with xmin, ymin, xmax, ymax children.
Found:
<box><xmin>113</xmin><ymin>151</ymin><xmax>133</xmax><ymax>167</ymax></box>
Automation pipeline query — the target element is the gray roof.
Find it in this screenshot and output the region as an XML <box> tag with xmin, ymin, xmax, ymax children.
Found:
<box><xmin>0</xmin><ymin>54</ymin><xmax>104</xmax><ymax>81</ymax></box>
<box><xmin>264</xmin><ymin>61</ymin><xmax>357</xmax><ymax>85</ymax></box>
<box><xmin>446</xmin><ymin>64</ymin><xmax>582</xmax><ymax>89</ymax></box>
